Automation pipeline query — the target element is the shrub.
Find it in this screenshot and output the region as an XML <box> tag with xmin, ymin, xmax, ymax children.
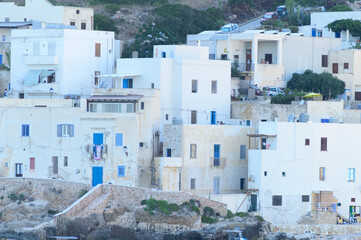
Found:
<box><xmin>105</xmin><ymin>3</ymin><xmax>120</xmax><ymax>14</ymax></box>
<box><xmin>189</xmin><ymin>199</ymin><xmax>196</xmax><ymax>206</ymax></box>
<box><xmin>203</xmin><ymin>206</ymin><xmax>215</xmax><ymax>217</ymax></box>
<box><xmin>143</xmin><ymin>207</ymin><xmax>149</xmax><ymax>211</ymax></box>
<box><xmin>255</xmin><ymin>215</ymin><xmax>265</xmax><ymax>222</ymax></box>
<box><xmin>201</xmin><ymin>215</ymin><xmax>218</xmax><ymax>224</ymax></box>
<box><xmin>149</xmin><ymin>211</ymin><xmax>155</xmax><ymax>215</ymax></box>
<box><xmin>159</xmin><ymin>205</ymin><xmax>170</xmax><ymax>215</ymax></box>
<box><xmin>181</xmin><ymin>201</ymin><xmax>190</xmax><ymax>208</ymax></box>
<box><xmin>141</xmin><ymin>199</ymin><xmax>147</xmax><ymax>205</ymax></box>
<box><xmin>168</xmin><ymin>203</ymin><xmax>181</xmax><ymax>212</ymax></box>
<box><xmin>9</xmin><ymin>193</ymin><xmax>17</xmax><ymax>202</ymax></box>
<box><xmin>145</xmin><ymin>198</ymin><xmax>157</xmax><ymax>211</ymax></box>
<box><xmin>191</xmin><ymin>205</ymin><xmax>200</xmax><ymax>215</ymax></box>
<box><xmin>78</xmin><ymin>189</ymin><xmax>88</xmax><ymax>198</ymax></box>
<box><xmin>236</xmin><ymin>212</ymin><xmax>250</xmax><ymax>218</ymax></box>
<box><xmin>0</xmin><ymin>196</ymin><xmax>4</xmax><ymax>200</ymax></box>
<box><xmin>18</xmin><ymin>194</ymin><xmax>25</xmax><ymax>201</ymax></box>
<box><xmin>47</xmin><ymin>209</ymin><xmax>58</xmax><ymax>215</ymax></box>
<box><xmin>227</xmin><ymin>210</ymin><xmax>235</xmax><ymax>219</ymax></box>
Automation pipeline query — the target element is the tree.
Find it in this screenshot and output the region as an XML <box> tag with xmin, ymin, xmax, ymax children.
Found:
<box><xmin>329</xmin><ymin>3</ymin><xmax>352</xmax><ymax>12</ymax></box>
<box><xmin>326</xmin><ymin>19</ymin><xmax>361</xmax><ymax>38</ymax></box>
<box><xmin>94</xmin><ymin>14</ymin><xmax>119</xmax><ymax>34</ymax></box>
<box><xmin>287</xmin><ymin>70</ymin><xmax>345</xmax><ymax>99</ymax></box>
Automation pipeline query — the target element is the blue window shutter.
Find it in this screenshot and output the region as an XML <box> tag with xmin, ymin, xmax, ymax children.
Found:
<box><xmin>21</xmin><ymin>125</ymin><xmax>25</xmax><ymax>136</ymax></box>
<box><xmin>118</xmin><ymin>166</ymin><xmax>125</xmax><ymax>177</ymax></box>
<box><xmin>0</xmin><ymin>54</ymin><xmax>3</xmax><ymax>65</ymax></box>
<box><xmin>93</xmin><ymin>133</ymin><xmax>103</xmax><ymax>145</ymax></box>
<box><xmin>69</xmin><ymin>124</ymin><xmax>74</xmax><ymax>137</ymax></box>
<box><xmin>214</xmin><ymin>144</ymin><xmax>220</xmax><ymax>159</ymax></box>
<box><xmin>115</xmin><ymin>133</ymin><xmax>123</xmax><ymax>146</ymax></box>
<box><xmin>26</xmin><ymin>125</ymin><xmax>29</xmax><ymax>136</ymax></box>
<box><xmin>57</xmin><ymin>125</ymin><xmax>62</xmax><ymax>137</ymax></box>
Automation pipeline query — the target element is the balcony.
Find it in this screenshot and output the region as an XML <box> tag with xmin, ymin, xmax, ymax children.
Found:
<box><xmin>24</xmin><ymin>55</ymin><xmax>59</xmax><ymax>65</ymax></box>
<box><xmin>238</xmin><ymin>63</ymin><xmax>255</xmax><ymax>72</ymax></box>
<box><xmin>24</xmin><ymin>82</ymin><xmax>59</xmax><ymax>94</ymax></box>
<box><xmin>210</xmin><ymin>158</ymin><xmax>226</xmax><ymax>168</ymax></box>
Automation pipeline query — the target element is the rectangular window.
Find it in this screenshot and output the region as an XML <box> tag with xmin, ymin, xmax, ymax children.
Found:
<box><xmin>167</xmin><ymin>148</ymin><xmax>171</xmax><ymax>157</ymax></box>
<box><xmin>305</xmin><ymin>139</ymin><xmax>310</xmax><ymax>146</ymax></box>
<box><xmin>95</xmin><ymin>43</ymin><xmax>101</xmax><ymax>57</ymax></box>
<box><xmin>57</xmin><ymin>124</ymin><xmax>74</xmax><ymax>137</ymax></box>
<box><xmin>1</xmin><ymin>35</ymin><xmax>5</xmax><ymax>42</ymax></box>
<box><xmin>282</xmin><ymin>172</ymin><xmax>286</xmax><ymax>177</ymax></box>
<box><xmin>126</xmin><ymin>103</ymin><xmax>134</xmax><ymax>113</ymax></box>
<box><xmin>161</xmin><ymin>52</ymin><xmax>166</xmax><ymax>58</ymax></box>
<box><xmin>81</xmin><ymin>22</ymin><xmax>86</xmax><ymax>29</ymax></box>
<box><xmin>322</xmin><ymin>55</ymin><xmax>328</xmax><ymax>67</ymax></box>
<box><xmin>52</xmin><ymin>156</ymin><xmax>58</xmax><ymax>174</ymax></box>
<box><xmin>165</xmin><ymin>114</ymin><xmax>169</xmax><ymax>121</ymax></box>
<box><xmin>272</xmin><ymin>195</ymin><xmax>282</xmax><ymax>206</ymax></box>
<box><xmin>240</xmin><ymin>145</ymin><xmax>246</xmax><ymax>159</ymax></box>
<box><xmin>321</xmin><ymin>137</ymin><xmax>327</xmax><ymax>151</ymax></box>
<box><xmin>211</xmin><ymin>80</ymin><xmax>217</xmax><ymax>94</ymax></box>
<box><xmin>191</xmin><ymin>178</ymin><xmax>196</xmax><ymax>190</ymax></box>
<box><xmin>344</xmin><ymin>63</ymin><xmax>349</xmax><ymax>69</ymax></box>
<box><xmin>302</xmin><ymin>195</ymin><xmax>310</xmax><ymax>202</ymax></box>
<box><xmin>115</xmin><ymin>133</ymin><xmax>123</xmax><ymax>146</ymax></box>
<box><xmin>139</xmin><ymin>142</ymin><xmax>144</xmax><ymax>148</ymax></box>
<box><xmin>123</xmin><ymin>78</ymin><xmax>133</xmax><ymax>89</ymax></box>
<box><xmin>141</xmin><ymin>102</ymin><xmax>144</xmax><ymax>110</ymax></box>
<box><xmin>348</xmin><ymin>168</ymin><xmax>355</xmax><ymax>182</ymax></box>
<box><xmin>151</xmin><ymin>83</ymin><xmax>154</xmax><ymax>89</ymax></box>
<box><xmin>214</xmin><ymin>144</ymin><xmax>220</xmax><ymax>166</ymax></box>
<box><xmin>64</xmin><ymin>156</ymin><xmax>68</xmax><ymax>167</ymax></box>
<box><xmin>264</xmin><ymin>171</ymin><xmax>267</xmax><ymax>176</ymax></box>
<box><xmin>5</xmin><ymin>18</ymin><xmax>9</xmax><ymax>22</ymax></box>
<box><xmin>319</xmin><ymin>167</ymin><xmax>326</xmax><ymax>181</ymax></box>
<box><xmin>30</xmin><ymin>158</ymin><xmax>35</xmax><ymax>170</ymax></box>
<box><xmin>332</xmin><ymin>63</ymin><xmax>338</xmax><ymax>74</ymax></box>
<box><xmin>191</xmin><ymin>110</ymin><xmax>197</xmax><ymax>124</ymax></box>
<box><xmin>240</xmin><ymin>178</ymin><xmax>245</xmax><ymax>190</ymax></box>
<box><xmin>352</xmin><ymin>198</ymin><xmax>356</xmax><ymax>202</ymax></box>
<box><xmin>118</xmin><ymin>166</ymin><xmax>125</xmax><ymax>177</ymax></box>
<box><xmin>94</xmin><ymin>71</ymin><xmax>100</xmax><ymax>86</ymax></box>
<box><xmin>190</xmin><ymin>144</ymin><xmax>197</xmax><ymax>159</ymax></box>
<box><xmin>192</xmin><ymin>80</ymin><xmax>198</xmax><ymax>93</ymax></box>
<box><xmin>70</xmin><ymin>21</ymin><xmax>75</xmax><ymax>26</ymax></box>
<box><xmin>21</xmin><ymin>124</ymin><xmax>30</xmax><ymax>137</ymax></box>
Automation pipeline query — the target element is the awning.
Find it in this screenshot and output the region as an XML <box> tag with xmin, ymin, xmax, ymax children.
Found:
<box><xmin>87</xmin><ymin>94</ymin><xmax>143</xmax><ymax>103</ymax></box>
<box><xmin>24</xmin><ymin>70</ymin><xmax>42</xmax><ymax>87</ymax></box>
<box><xmin>40</xmin><ymin>70</ymin><xmax>55</xmax><ymax>78</ymax></box>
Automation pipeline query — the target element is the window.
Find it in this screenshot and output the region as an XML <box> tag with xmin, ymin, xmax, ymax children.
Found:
<box><xmin>240</xmin><ymin>178</ymin><xmax>245</xmax><ymax>190</ymax></box>
<box><xmin>24</xmin><ymin>18</ymin><xmax>27</xmax><ymax>22</ymax></box>
<box><xmin>332</xmin><ymin>63</ymin><xmax>338</xmax><ymax>74</ymax></box>
<box><xmin>19</xmin><ymin>93</ymin><xmax>24</xmax><ymax>99</ymax></box>
<box><xmin>352</xmin><ymin>198</ymin><xmax>356</xmax><ymax>202</ymax></box>
<box><xmin>123</xmin><ymin>78</ymin><xmax>133</xmax><ymax>88</ymax></box>
<box><xmin>115</xmin><ymin>133</ymin><xmax>123</xmax><ymax>146</ymax></box>
<box><xmin>272</xmin><ymin>195</ymin><xmax>282</xmax><ymax>206</ymax></box>
<box><xmin>264</xmin><ymin>171</ymin><xmax>267</xmax><ymax>176</ymax></box>
<box><xmin>302</xmin><ymin>195</ymin><xmax>309</xmax><ymax>202</ymax></box>
<box><xmin>126</xmin><ymin>104</ymin><xmax>134</xmax><ymax>113</ymax></box>
<box><xmin>305</xmin><ymin>139</ymin><xmax>310</xmax><ymax>146</ymax></box>
<box><xmin>319</xmin><ymin>167</ymin><xmax>326</xmax><ymax>181</ymax></box>
<box><xmin>21</xmin><ymin>124</ymin><xmax>30</xmax><ymax>137</ymax></box>
<box><xmin>348</xmin><ymin>168</ymin><xmax>355</xmax><ymax>182</ymax></box>
<box><xmin>1</xmin><ymin>35</ymin><xmax>5</xmax><ymax>42</ymax></box>
<box><xmin>70</xmin><ymin>21</ymin><xmax>75</xmax><ymax>26</ymax></box>
<box><xmin>167</xmin><ymin>148</ymin><xmax>171</xmax><ymax>157</ymax></box>
<box><xmin>321</xmin><ymin>137</ymin><xmax>327</xmax><ymax>151</ymax></box>
<box><xmin>191</xmin><ymin>110</ymin><xmax>197</xmax><ymax>124</ymax></box>
<box><xmin>5</xmin><ymin>18</ymin><xmax>9</xmax><ymax>22</ymax></box>
<box><xmin>282</xmin><ymin>172</ymin><xmax>286</xmax><ymax>177</ymax></box>
<box><xmin>344</xmin><ymin>63</ymin><xmax>349</xmax><ymax>69</ymax></box>
<box><xmin>191</xmin><ymin>178</ymin><xmax>196</xmax><ymax>190</ymax></box>
<box><xmin>151</xmin><ymin>83</ymin><xmax>154</xmax><ymax>89</ymax></box>
<box><xmin>139</xmin><ymin>142</ymin><xmax>144</xmax><ymax>148</ymax></box>
<box><xmin>95</xmin><ymin>43</ymin><xmax>101</xmax><ymax>57</ymax></box>
<box><xmin>81</xmin><ymin>22</ymin><xmax>86</xmax><ymax>29</ymax></box>
<box><xmin>246</xmin><ymin>120</ymin><xmax>251</xmax><ymax>126</ymax></box>
<box><xmin>214</xmin><ymin>144</ymin><xmax>220</xmax><ymax>166</ymax></box>
<box><xmin>322</xmin><ymin>55</ymin><xmax>328</xmax><ymax>67</ymax></box>
<box><xmin>240</xmin><ymin>145</ymin><xmax>246</xmax><ymax>159</ymax></box>
<box><xmin>234</xmin><ymin>55</ymin><xmax>239</xmax><ymax>61</ymax></box>
<box><xmin>30</xmin><ymin>158</ymin><xmax>35</xmax><ymax>170</ymax></box>
<box><xmin>64</xmin><ymin>156</ymin><xmax>68</xmax><ymax>167</ymax></box>
<box><xmin>192</xmin><ymin>80</ymin><xmax>198</xmax><ymax>93</ymax></box>
<box><xmin>94</xmin><ymin>71</ymin><xmax>100</xmax><ymax>86</ymax></box>
<box><xmin>161</xmin><ymin>52</ymin><xmax>166</xmax><ymax>58</ymax></box>
<box><xmin>52</xmin><ymin>156</ymin><xmax>58</xmax><ymax>174</ymax></box>
<box><xmin>141</xmin><ymin>102</ymin><xmax>144</xmax><ymax>110</ymax></box>
<box><xmin>57</xmin><ymin>124</ymin><xmax>74</xmax><ymax>137</ymax></box>
<box><xmin>4</xmin><ymin>162</ymin><xmax>8</xmax><ymax>168</ymax></box>
<box><xmin>165</xmin><ymin>114</ymin><xmax>169</xmax><ymax>121</ymax></box>
<box><xmin>118</xmin><ymin>166</ymin><xmax>125</xmax><ymax>177</ymax></box>
<box><xmin>209</xmin><ymin>54</ymin><xmax>215</xmax><ymax>60</ymax></box>
<box><xmin>211</xmin><ymin>80</ymin><xmax>217</xmax><ymax>94</ymax></box>
<box><xmin>190</xmin><ymin>144</ymin><xmax>197</xmax><ymax>158</ymax></box>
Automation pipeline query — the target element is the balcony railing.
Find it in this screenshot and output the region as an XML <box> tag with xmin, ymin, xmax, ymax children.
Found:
<box><xmin>210</xmin><ymin>157</ymin><xmax>226</xmax><ymax>167</ymax></box>
<box><xmin>238</xmin><ymin>63</ymin><xmax>255</xmax><ymax>72</ymax></box>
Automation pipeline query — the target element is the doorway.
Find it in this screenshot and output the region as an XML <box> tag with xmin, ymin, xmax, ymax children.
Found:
<box><xmin>92</xmin><ymin>166</ymin><xmax>103</xmax><ymax>187</ymax></box>
<box><xmin>15</xmin><ymin>163</ymin><xmax>23</xmax><ymax>177</ymax></box>
<box><xmin>265</xmin><ymin>54</ymin><xmax>272</xmax><ymax>64</ymax></box>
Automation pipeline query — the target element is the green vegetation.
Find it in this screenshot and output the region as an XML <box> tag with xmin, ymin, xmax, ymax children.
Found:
<box><xmin>271</xmin><ymin>89</ymin><xmax>305</xmax><ymax>104</ymax></box>
<box><xmin>203</xmin><ymin>206</ymin><xmax>215</xmax><ymax>217</ymax></box>
<box><xmin>287</xmin><ymin>70</ymin><xmax>345</xmax><ymax>99</ymax></box>
<box><xmin>0</xmin><ymin>196</ymin><xmax>4</xmax><ymax>200</ymax></box>
<box><xmin>9</xmin><ymin>193</ymin><xmax>18</xmax><ymax>202</ymax></box>
<box><xmin>94</xmin><ymin>14</ymin><xmax>119</xmax><ymax>34</ymax></box>
<box><xmin>327</xmin><ymin>19</ymin><xmax>361</xmax><ymax>38</ymax></box>
<box><xmin>236</xmin><ymin>212</ymin><xmax>250</xmax><ymax>217</ymax></box>
<box><xmin>105</xmin><ymin>4</ymin><xmax>120</xmax><ymax>14</ymax></box>
<box><xmin>227</xmin><ymin>210</ymin><xmax>235</xmax><ymax>218</ymax></box>
<box><xmin>142</xmin><ymin>198</ymin><xmax>182</xmax><ymax>216</ymax></box>
<box><xmin>122</xmin><ymin>4</ymin><xmax>224</xmax><ymax>57</ymax></box>
<box><xmin>201</xmin><ymin>215</ymin><xmax>218</xmax><ymax>224</ymax></box>
<box><xmin>78</xmin><ymin>189</ymin><xmax>88</xmax><ymax>198</ymax></box>
<box><xmin>190</xmin><ymin>205</ymin><xmax>200</xmax><ymax>215</ymax></box>
<box><xmin>91</xmin><ymin>0</ymin><xmax>168</xmax><ymax>5</ymax></box>
<box><xmin>231</xmin><ymin>61</ymin><xmax>241</xmax><ymax>77</ymax></box>
<box><xmin>329</xmin><ymin>3</ymin><xmax>352</xmax><ymax>11</ymax></box>
<box><xmin>255</xmin><ymin>215</ymin><xmax>265</xmax><ymax>222</ymax></box>
<box><xmin>19</xmin><ymin>194</ymin><xmax>25</xmax><ymax>201</ymax></box>
<box><xmin>47</xmin><ymin>209</ymin><xmax>59</xmax><ymax>215</ymax></box>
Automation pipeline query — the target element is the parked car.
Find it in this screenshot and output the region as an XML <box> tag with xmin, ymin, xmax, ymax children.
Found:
<box><xmin>250</xmin><ymin>85</ymin><xmax>263</xmax><ymax>96</ymax></box>
<box><xmin>260</xmin><ymin>12</ymin><xmax>278</xmax><ymax>24</ymax></box>
<box><xmin>263</xmin><ymin>87</ymin><xmax>285</xmax><ymax>97</ymax></box>
<box><xmin>220</xmin><ymin>23</ymin><xmax>238</xmax><ymax>32</ymax></box>
<box><xmin>276</xmin><ymin>5</ymin><xmax>287</xmax><ymax>18</ymax></box>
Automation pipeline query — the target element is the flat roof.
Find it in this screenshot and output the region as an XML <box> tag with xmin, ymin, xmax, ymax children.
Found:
<box><xmin>0</xmin><ymin>22</ymin><xmax>32</xmax><ymax>28</ymax></box>
<box><xmin>87</xmin><ymin>95</ymin><xmax>143</xmax><ymax>102</ymax></box>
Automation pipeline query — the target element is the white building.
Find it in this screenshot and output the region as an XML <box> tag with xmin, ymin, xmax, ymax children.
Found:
<box><xmin>0</xmin><ymin>0</ymin><xmax>93</xmax><ymax>30</ymax></box>
<box><xmin>187</xmin><ymin>30</ymin><xmax>341</xmax><ymax>88</ymax></box>
<box><xmin>0</xmin><ymin>88</ymin><xmax>161</xmax><ymax>188</ymax></box>
<box><xmin>114</xmin><ymin>45</ymin><xmax>231</xmax><ymax>126</ymax></box>
<box><xmin>10</xmin><ymin>27</ymin><xmax>115</xmax><ymax>99</ymax></box>
<box><xmin>248</xmin><ymin>121</ymin><xmax>361</xmax><ymax>224</ymax></box>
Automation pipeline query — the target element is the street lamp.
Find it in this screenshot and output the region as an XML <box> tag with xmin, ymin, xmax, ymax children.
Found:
<box><xmin>49</xmin><ymin>88</ymin><xmax>53</xmax><ymax>99</ymax></box>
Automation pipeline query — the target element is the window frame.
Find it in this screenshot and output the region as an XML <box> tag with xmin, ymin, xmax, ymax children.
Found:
<box><xmin>57</xmin><ymin>124</ymin><xmax>74</xmax><ymax>137</ymax></box>
<box><xmin>21</xmin><ymin>124</ymin><xmax>30</xmax><ymax>137</ymax></box>
<box><xmin>348</xmin><ymin>168</ymin><xmax>355</xmax><ymax>182</ymax></box>
<box><xmin>319</xmin><ymin>167</ymin><xmax>326</xmax><ymax>181</ymax></box>
<box><xmin>321</xmin><ymin>137</ymin><xmax>327</xmax><ymax>151</ymax></box>
<box><xmin>321</xmin><ymin>55</ymin><xmax>328</xmax><ymax>68</ymax></box>
<box><xmin>344</xmin><ymin>63</ymin><xmax>349</xmax><ymax>70</ymax></box>
<box><xmin>190</xmin><ymin>178</ymin><xmax>196</xmax><ymax>190</ymax></box>
<box><xmin>211</xmin><ymin>80</ymin><xmax>217</xmax><ymax>94</ymax></box>
<box><xmin>192</xmin><ymin>79</ymin><xmax>198</xmax><ymax>93</ymax></box>
<box><xmin>95</xmin><ymin>43</ymin><xmax>101</xmax><ymax>57</ymax></box>
<box><xmin>190</xmin><ymin>144</ymin><xmax>197</xmax><ymax>159</ymax></box>
<box><xmin>115</xmin><ymin>133</ymin><xmax>123</xmax><ymax>146</ymax></box>
<box><xmin>272</xmin><ymin>195</ymin><xmax>282</xmax><ymax>206</ymax></box>
<box><xmin>305</xmin><ymin>138</ymin><xmax>310</xmax><ymax>146</ymax></box>
<box><xmin>302</xmin><ymin>195</ymin><xmax>310</xmax><ymax>202</ymax></box>
<box><xmin>240</xmin><ymin>145</ymin><xmax>246</xmax><ymax>159</ymax></box>
<box><xmin>118</xmin><ymin>165</ymin><xmax>125</xmax><ymax>177</ymax></box>
<box><xmin>30</xmin><ymin>157</ymin><xmax>35</xmax><ymax>170</ymax></box>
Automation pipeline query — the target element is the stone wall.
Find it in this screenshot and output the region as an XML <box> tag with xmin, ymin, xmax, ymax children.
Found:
<box><xmin>163</xmin><ymin>125</ymin><xmax>182</xmax><ymax>157</ymax></box>
<box><xmin>56</xmin><ymin>184</ymin><xmax>228</xmax><ymax>225</ymax></box>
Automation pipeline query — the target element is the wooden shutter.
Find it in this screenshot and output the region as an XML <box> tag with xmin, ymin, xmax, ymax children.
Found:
<box><xmin>240</xmin><ymin>145</ymin><xmax>246</xmax><ymax>159</ymax></box>
<box><xmin>30</xmin><ymin>158</ymin><xmax>35</xmax><ymax>170</ymax></box>
<box><xmin>115</xmin><ymin>133</ymin><xmax>123</xmax><ymax>146</ymax></box>
<box><xmin>321</xmin><ymin>137</ymin><xmax>327</xmax><ymax>151</ymax></box>
<box><xmin>322</xmin><ymin>55</ymin><xmax>328</xmax><ymax>67</ymax></box>
<box><xmin>52</xmin><ymin>156</ymin><xmax>58</xmax><ymax>174</ymax></box>
<box><xmin>332</xmin><ymin>63</ymin><xmax>338</xmax><ymax>74</ymax></box>
<box><xmin>95</xmin><ymin>43</ymin><xmax>101</xmax><ymax>57</ymax></box>
<box><xmin>69</xmin><ymin>125</ymin><xmax>74</xmax><ymax>137</ymax></box>
<box><xmin>272</xmin><ymin>195</ymin><xmax>282</xmax><ymax>206</ymax></box>
<box><xmin>57</xmin><ymin>125</ymin><xmax>62</xmax><ymax>137</ymax></box>
<box><xmin>191</xmin><ymin>111</ymin><xmax>197</xmax><ymax>124</ymax></box>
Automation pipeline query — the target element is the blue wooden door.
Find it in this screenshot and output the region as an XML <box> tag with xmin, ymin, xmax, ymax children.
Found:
<box><xmin>92</xmin><ymin>166</ymin><xmax>103</xmax><ymax>186</ymax></box>
<box><xmin>93</xmin><ymin>133</ymin><xmax>103</xmax><ymax>145</ymax></box>
<box><xmin>211</xmin><ymin>111</ymin><xmax>216</xmax><ymax>125</ymax></box>
<box><xmin>123</xmin><ymin>79</ymin><xmax>128</xmax><ymax>88</ymax></box>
